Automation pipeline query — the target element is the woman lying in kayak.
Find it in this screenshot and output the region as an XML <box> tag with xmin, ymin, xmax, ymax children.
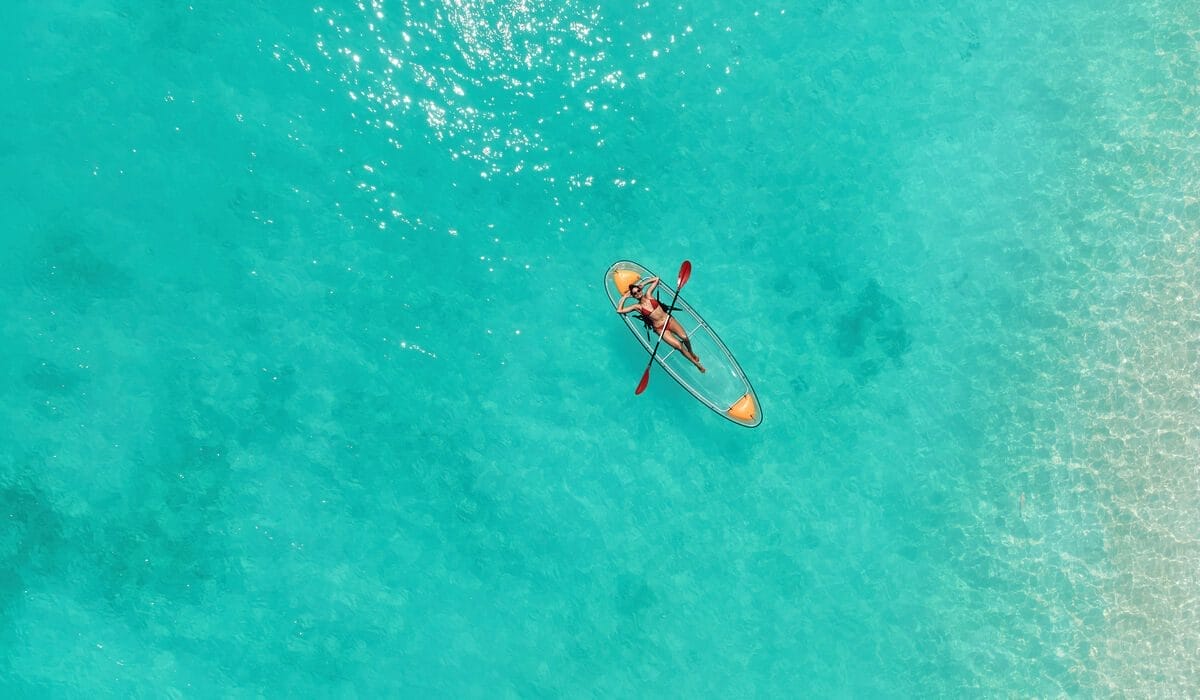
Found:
<box><xmin>617</xmin><ymin>278</ymin><xmax>706</xmax><ymax>372</ymax></box>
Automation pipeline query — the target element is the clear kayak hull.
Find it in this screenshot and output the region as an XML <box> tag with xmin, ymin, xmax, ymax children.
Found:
<box><xmin>605</xmin><ymin>260</ymin><xmax>762</xmax><ymax>428</ymax></box>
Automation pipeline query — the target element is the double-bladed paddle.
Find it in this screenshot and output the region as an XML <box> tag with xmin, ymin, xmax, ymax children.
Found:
<box><xmin>635</xmin><ymin>260</ymin><xmax>692</xmax><ymax>395</ymax></box>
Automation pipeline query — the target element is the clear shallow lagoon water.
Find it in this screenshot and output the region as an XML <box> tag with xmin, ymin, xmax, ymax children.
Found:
<box><xmin>2</xmin><ymin>0</ymin><xmax>1199</xmax><ymax>695</ymax></box>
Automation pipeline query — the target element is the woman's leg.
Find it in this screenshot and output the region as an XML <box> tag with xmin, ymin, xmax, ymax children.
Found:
<box><xmin>667</xmin><ymin>317</ymin><xmax>695</xmax><ymax>355</ymax></box>
<box><xmin>658</xmin><ymin>328</ymin><xmax>686</xmax><ymax>354</ymax></box>
<box><xmin>661</xmin><ymin>321</ymin><xmax>705</xmax><ymax>372</ymax></box>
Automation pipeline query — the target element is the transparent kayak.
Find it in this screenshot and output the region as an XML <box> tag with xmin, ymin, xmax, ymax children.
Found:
<box><xmin>604</xmin><ymin>260</ymin><xmax>762</xmax><ymax>428</ymax></box>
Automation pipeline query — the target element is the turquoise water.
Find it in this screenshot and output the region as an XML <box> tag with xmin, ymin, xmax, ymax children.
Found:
<box><xmin>3</xmin><ymin>0</ymin><xmax>1199</xmax><ymax>695</ymax></box>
